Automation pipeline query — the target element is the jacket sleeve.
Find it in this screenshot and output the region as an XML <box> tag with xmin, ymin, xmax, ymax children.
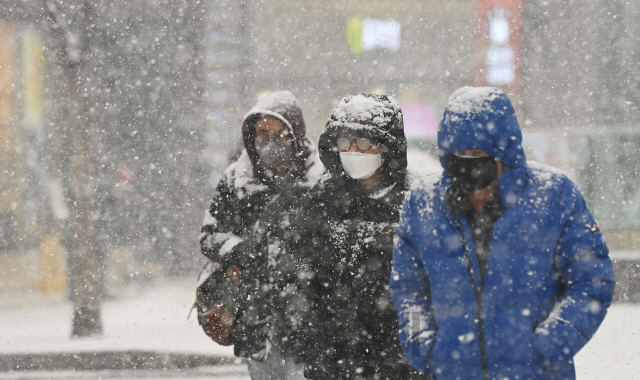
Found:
<box><xmin>285</xmin><ymin>183</ymin><xmax>342</xmax><ymax>372</ymax></box>
<box><xmin>532</xmin><ymin>178</ymin><xmax>615</xmax><ymax>371</ymax></box>
<box><xmin>285</xmin><ymin>194</ymin><xmax>325</xmax><ymax>363</ymax></box>
<box><xmin>389</xmin><ymin>190</ymin><xmax>437</xmax><ymax>375</ymax></box>
<box><xmin>199</xmin><ymin>173</ymin><xmax>251</xmax><ymax>267</ymax></box>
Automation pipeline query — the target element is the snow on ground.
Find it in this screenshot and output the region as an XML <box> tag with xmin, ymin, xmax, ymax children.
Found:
<box><xmin>0</xmin><ymin>278</ymin><xmax>234</xmax><ymax>357</ymax></box>
<box><xmin>0</xmin><ymin>278</ymin><xmax>638</xmax><ymax>378</ymax></box>
<box><xmin>0</xmin><ymin>364</ymin><xmax>249</xmax><ymax>380</ymax></box>
<box><xmin>574</xmin><ymin>303</ymin><xmax>640</xmax><ymax>379</ymax></box>
<box><xmin>0</xmin><ymin>365</ymin><xmax>250</xmax><ymax>379</ymax></box>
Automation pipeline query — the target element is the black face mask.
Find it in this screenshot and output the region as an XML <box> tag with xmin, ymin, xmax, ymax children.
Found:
<box><xmin>444</xmin><ymin>154</ymin><xmax>499</xmax><ymax>192</ymax></box>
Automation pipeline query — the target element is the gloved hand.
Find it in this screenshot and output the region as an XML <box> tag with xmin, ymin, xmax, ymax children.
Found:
<box><xmin>199</xmin><ymin>305</ymin><xmax>234</xmax><ymax>346</ymax></box>
<box><xmin>231</xmin><ymin>305</ymin><xmax>270</xmax><ymax>360</ymax></box>
<box><xmin>195</xmin><ymin>262</ymin><xmax>244</xmax><ymax>346</ymax></box>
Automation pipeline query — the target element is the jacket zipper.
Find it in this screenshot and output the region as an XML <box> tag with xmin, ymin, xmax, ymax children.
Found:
<box><xmin>455</xmin><ymin>218</ymin><xmax>489</xmax><ymax>380</ymax></box>
<box><xmin>472</xmin><ymin>275</ymin><xmax>489</xmax><ymax>380</ymax></box>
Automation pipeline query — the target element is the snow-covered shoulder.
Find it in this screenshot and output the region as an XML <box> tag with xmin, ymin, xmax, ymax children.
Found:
<box><xmin>299</xmin><ymin>140</ymin><xmax>325</xmax><ymax>188</ymax></box>
<box><xmin>525</xmin><ymin>161</ymin><xmax>572</xmax><ymax>192</ymax></box>
<box><xmin>315</xmin><ymin>171</ymin><xmax>333</xmax><ymax>185</ymax></box>
<box><xmin>406</xmin><ymin>148</ymin><xmax>442</xmax><ymax>186</ymax></box>
<box><xmin>409</xmin><ymin>172</ymin><xmax>442</xmax><ymax>198</ymax></box>
<box><xmin>405</xmin><ymin>172</ymin><xmax>442</xmax><ymax>219</ymax></box>
<box><xmin>304</xmin><ymin>172</ymin><xmax>334</xmax><ymax>196</ymax></box>
<box><xmin>221</xmin><ymin>149</ymin><xmax>266</xmax><ymax>195</ymax></box>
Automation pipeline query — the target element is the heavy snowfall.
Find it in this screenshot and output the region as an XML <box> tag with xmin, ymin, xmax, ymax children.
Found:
<box><xmin>1</xmin><ymin>0</ymin><xmax>639</xmax><ymax>379</ymax></box>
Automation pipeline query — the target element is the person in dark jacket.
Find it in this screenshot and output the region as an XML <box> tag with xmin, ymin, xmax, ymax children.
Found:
<box><xmin>288</xmin><ymin>93</ymin><xmax>428</xmax><ymax>380</ymax></box>
<box><xmin>390</xmin><ymin>86</ymin><xmax>615</xmax><ymax>380</ymax></box>
<box><xmin>198</xmin><ymin>91</ymin><xmax>324</xmax><ymax>380</ymax></box>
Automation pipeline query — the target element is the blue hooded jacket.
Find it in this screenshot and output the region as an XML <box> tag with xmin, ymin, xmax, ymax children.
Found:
<box><xmin>390</xmin><ymin>87</ymin><xmax>615</xmax><ymax>380</ymax></box>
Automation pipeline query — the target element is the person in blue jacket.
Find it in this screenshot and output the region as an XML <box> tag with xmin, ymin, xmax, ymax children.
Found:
<box><xmin>390</xmin><ymin>86</ymin><xmax>615</xmax><ymax>380</ymax></box>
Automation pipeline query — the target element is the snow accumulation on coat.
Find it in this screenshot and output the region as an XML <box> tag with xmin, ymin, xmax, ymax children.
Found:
<box><xmin>438</xmin><ymin>86</ymin><xmax>525</xmax><ymax>170</ymax></box>
<box><xmin>319</xmin><ymin>93</ymin><xmax>407</xmax><ymax>186</ymax></box>
<box><xmin>289</xmin><ymin>93</ymin><xmax>427</xmax><ymax>380</ymax></box>
<box><xmin>201</xmin><ymin>91</ymin><xmax>321</xmax><ymax>265</ymax></box>
<box><xmin>199</xmin><ymin>91</ymin><xmax>324</xmax><ymax>360</ymax></box>
<box><xmin>390</xmin><ymin>86</ymin><xmax>615</xmax><ymax>380</ymax></box>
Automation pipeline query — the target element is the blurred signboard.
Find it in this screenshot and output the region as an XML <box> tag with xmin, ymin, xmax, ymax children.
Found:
<box><xmin>486</xmin><ymin>8</ymin><xmax>514</xmax><ymax>85</ymax></box>
<box><xmin>474</xmin><ymin>0</ymin><xmax>522</xmax><ymax>108</ymax></box>
<box><xmin>348</xmin><ymin>16</ymin><xmax>401</xmax><ymax>54</ymax></box>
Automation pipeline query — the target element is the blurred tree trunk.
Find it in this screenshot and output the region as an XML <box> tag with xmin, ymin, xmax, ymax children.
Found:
<box><xmin>45</xmin><ymin>0</ymin><xmax>102</xmax><ymax>337</ymax></box>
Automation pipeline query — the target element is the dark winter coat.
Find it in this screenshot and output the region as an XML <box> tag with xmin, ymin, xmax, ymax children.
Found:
<box><xmin>390</xmin><ymin>87</ymin><xmax>615</xmax><ymax>380</ymax></box>
<box><xmin>289</xmin><ymin>93</ymin><xmax>427</xmax><ymax>380</ymax></box>
<box><xmin>200</xmin><ymin>91</ymin><xmax>324</xmax><ymax>359</ymax></box>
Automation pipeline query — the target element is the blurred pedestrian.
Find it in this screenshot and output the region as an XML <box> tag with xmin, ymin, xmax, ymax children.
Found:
<box><xmin>197</xmin><ymin>91</ymin><xmax>324</xmax><ymax>380</ymax></box>
<box><xmin>390</xmin><ymin>86</ymin><xmax>615</xmax><ymax>380</ymax></box>
<box><xmin>288</xmin><ymin>93</ymin><xmax>428</xmax><ymax>380</ymax></box>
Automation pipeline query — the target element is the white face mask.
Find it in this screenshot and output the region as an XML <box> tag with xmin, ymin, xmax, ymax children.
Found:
<box><xmin>339</xmin><ymin>152</ymin><xmax>383</xmax><ymax>179</ymax></box>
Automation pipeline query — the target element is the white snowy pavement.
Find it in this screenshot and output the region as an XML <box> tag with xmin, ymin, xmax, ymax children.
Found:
<box><xmin>0</xmin><ymin>278</ymin><xmax>638</xmax><ymax>378</ymax></box>
<box><xmin>0</xmin><ymin>365</ymin><xmax>249</xmax><ymax>380</ymax></box>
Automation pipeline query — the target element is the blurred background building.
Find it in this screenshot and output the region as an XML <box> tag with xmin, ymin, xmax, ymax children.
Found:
<box><xmin>1</xmin><ymin>0</ymin><xmax>639</xmax><ymax>299</ymax></box>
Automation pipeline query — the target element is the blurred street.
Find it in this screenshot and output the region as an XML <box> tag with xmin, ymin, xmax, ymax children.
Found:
<box><xmin>0</xmin><ymin>365</ymin><xmax>249</xmax><ymax>380</ymax></box>
<box><xmin>0</xmin><ymin>279</ymin><xmax>233</xmax><ymax>358</ymax></box>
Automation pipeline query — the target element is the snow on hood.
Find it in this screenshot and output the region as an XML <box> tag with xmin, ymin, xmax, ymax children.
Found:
<box><xmin>318</xmin><ymin>92</ymin><xmax>407</xmax><ymax>185</ymax></box>
<box><xmin>437</xmin><ymin>86</ymin><xmax>526</xmax><ymax>171</ymax></box>
<box><xmin>241</xmin><ymin>91</ymin><xmax>307</xmax><ymax>177</ymax></box>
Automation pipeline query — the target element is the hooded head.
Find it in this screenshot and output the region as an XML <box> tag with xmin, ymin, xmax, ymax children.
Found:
<box><xmin>242</xmin><ymin>91</ymin><xmax>307</xmax><ymax>178</ymax></box>
<box><xmin>438</xmin><ymin>87</ymin><xmax>525</xmax><ymax>172</ymax></box>
<box><xmin>318</xmin><ymin>93</ymin><xmax>407</xmax><ymax>185</ymax></box>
